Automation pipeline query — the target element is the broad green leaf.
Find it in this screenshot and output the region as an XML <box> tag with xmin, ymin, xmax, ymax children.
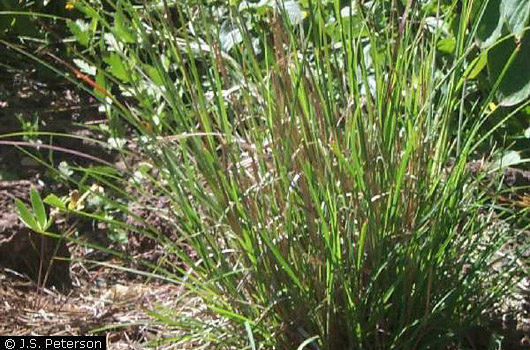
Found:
<box><xmin>437</xmin><ymin>37</ymin><xmax>456</xmax><ymax>54</ymax></box>
<box><xmin>501</xmin><ymin>0</ymin><xmax>530</xmax><ymax>39</ymax></box>
<box><xmin>488</xmin><ymin>31</ymin><xmax>530</xmax><ymax>106</ymax></box>
<box><xmin>30</xmin><ymin>188</ymin><xmax>47</xmax><ymax>230</ymax></box>
<box><xmin>67</xmin><ymin>19</ymin><xmax>90</xmax><ymax>47</ymax></box>
<box><xmin>15</xmin><ymin>198</ymin><xmax>39</xmax><ymax>232</ymax></box>
<box><xmin>144</xmin><ymin>65</ymin><xmax>164</xmax><ymax>86</ymax></box>
<box><xmin>490</xmin><ymin>150</ymin><xmax>522</xmax><ymax>171</ymax></box>
<box><xmin>77</xmin><ymin>2</ymin><xmax>100</xmax><ymax>19</ymax></box>
<box><xmin>114</xmin><ymin>11</ymin><xmax>136</xmax><ymax>44</ymax></box>
<box><xmin>44</xmin><ymin>194</ymin><xmax>66</xmax><ymax>210</ymax></box>
<box><xmin>475</xmin><ymin>0</ymin><xmax>530</xmax><ymax>47</ymax></box>
<box><xmin>104</xmin><ymin>53</ymin><xmax>129</xmax><ymax>82</ymax></box>
<box><xmin>464</xmin><ymin>51</ymin><xmax>488</xmax><ymax>80</ymax></box>
<box><xmin>475</xmin><ymin>0</ymin><xmax>503</xmax><ymax>49</ymax></box>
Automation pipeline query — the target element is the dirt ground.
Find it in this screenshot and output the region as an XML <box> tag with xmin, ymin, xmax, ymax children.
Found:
<box><xmin>0</xmin><ymin>267</ymin><xmax>185</xmax><ymax>348</ymax></box>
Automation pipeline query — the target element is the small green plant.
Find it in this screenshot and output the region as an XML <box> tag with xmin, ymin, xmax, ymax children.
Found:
<box><xmin>16</xmin><ymin>113</ymin><xmax>41</xmax><ymax>143</ymax></box>
<box><xmin>15</xmin><ymin>188</ymin><xmax>53</xmax><ymax>233</ymax></box>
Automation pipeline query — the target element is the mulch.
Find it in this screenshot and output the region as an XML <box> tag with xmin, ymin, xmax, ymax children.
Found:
<box><xmin>0</xmin><ymin>264</ymin><xmax>187</xmax><ymax>349</ymax></box>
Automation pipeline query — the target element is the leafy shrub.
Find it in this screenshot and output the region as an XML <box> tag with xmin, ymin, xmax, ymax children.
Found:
<box><xmin>474</xmin><ymin>0</ymin><xmax>530</xmax><ymax>107</ymax></box>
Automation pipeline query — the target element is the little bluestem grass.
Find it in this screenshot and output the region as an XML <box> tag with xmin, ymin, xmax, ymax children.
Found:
<box><xmin>3</xmin><ymin>0</ymin><xmax>527</xmax><ymax>349</ymax></box>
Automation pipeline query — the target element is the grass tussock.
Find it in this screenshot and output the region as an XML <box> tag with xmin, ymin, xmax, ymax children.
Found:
<box><xmin>3</xmin><ymin>0</ymin><xmax>526</xmax><ymax>349</ymax></box>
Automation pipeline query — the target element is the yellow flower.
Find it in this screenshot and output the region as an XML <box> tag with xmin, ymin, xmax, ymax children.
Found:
<box><xmin>488</xmin><ymin>102</ymin><xmax>497</xmax><ymax>113</ymax></box>
<box><xmin>65</xmin><ymin>1</ymin><xmax>75</xmax><ymax>10</ymax></box>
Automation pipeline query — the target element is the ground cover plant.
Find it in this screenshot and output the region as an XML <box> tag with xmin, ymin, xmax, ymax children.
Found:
<box><xmin>2</xmin><ymin>0</ymin><xmax>530</xmax><ymax>349</ymax></box>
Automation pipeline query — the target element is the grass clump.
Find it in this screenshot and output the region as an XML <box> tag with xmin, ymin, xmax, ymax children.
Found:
<box><xmin>4</xmin><ymin>0</ymin><xmax>525</xmax><ymax>348</ymax></box>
